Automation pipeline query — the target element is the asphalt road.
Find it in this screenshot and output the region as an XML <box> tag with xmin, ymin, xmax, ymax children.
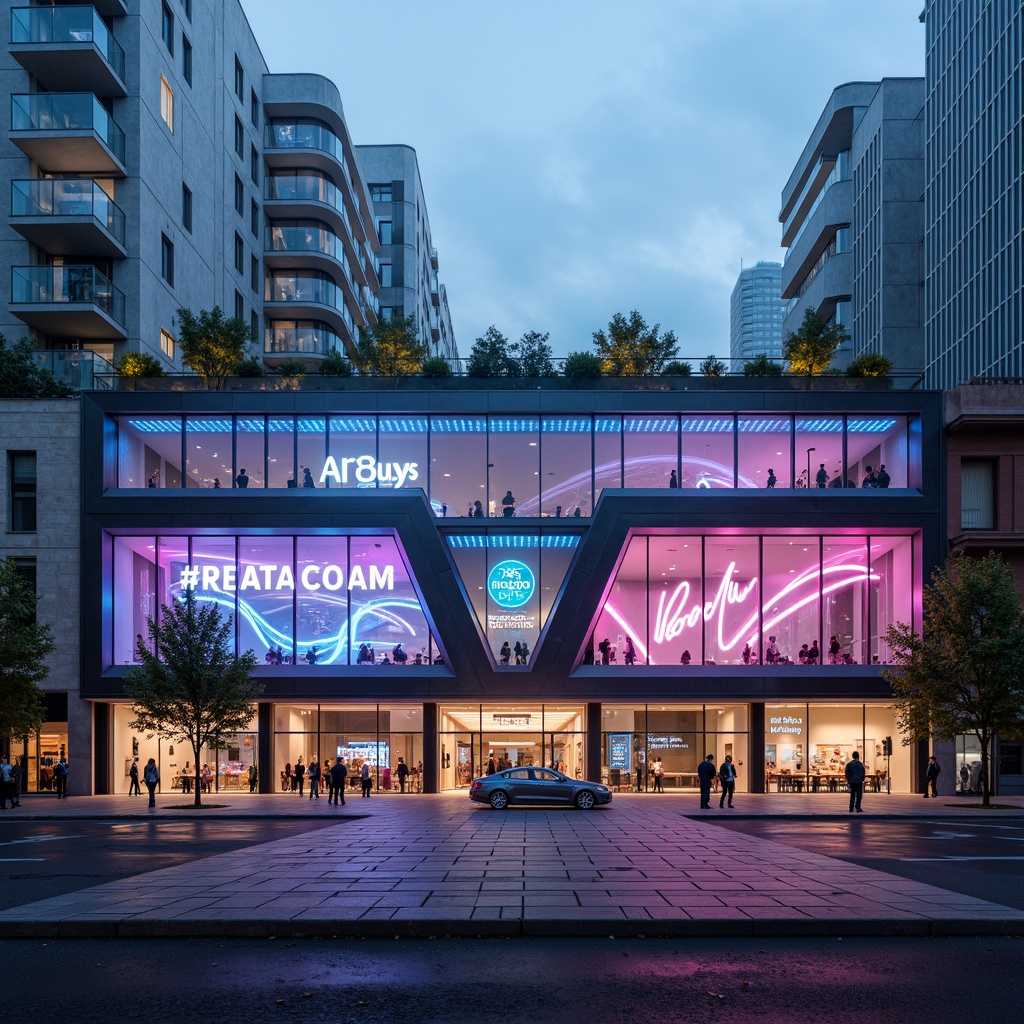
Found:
<box><xmin>0</xmin><ymin>819</ymin><xmax>345</xmax><ymax>911</ymax></box>
<box><xmin>711</xmin><ymin>817</ymin><xmax>1024</xmax><ymax>910</ymax></box>
<box><xmin>1</xmin><ymin>936</ymin><xmax>1020</xmax><ymax>1023</ymax></box>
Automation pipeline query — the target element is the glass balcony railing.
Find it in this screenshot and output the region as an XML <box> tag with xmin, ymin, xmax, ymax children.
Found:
<box><xmin>11</xmin><ymin>93</ymin><xmax>125</xmax><ymax>164</ymax></box>
<box><xmin>34</xmin><ymin>348</ymin><xmax>115</xmax><ymax>389</ymax></box>
<box><xmin>265</xmin><ymin>320</ymin><xmax>346</xmax><ymax>357</ymax></box>
<box><xmin>266</xmin><ymin>222</ymin><xmax>361</xmax><ymax>297</ymax></box>
<box><xmin>11</xmin><ymin>6</ymin><xmax>126</xmax><ymax>82</ymax></box>
<box><xmin>12</xmin><ymin>178</ymin><xmax>125</xmax><ymax>244</ymax></box>
<box><xmin>265</xmin><ymin>121</ymin><xmax>352</xmax><ymax>188</ymax></box>
<box><xmin>265</xmin><ymin>172</ymin><xmax>352</xmax><ymax>234</ymax></box>
<box><xmin>12</xmin><ymin>264</ymin><xmax>125</xmax><ymax>326</ymax></box>
<box><xmin>265</xmin><ymin>272</ymin><xmax>356</xmax><ymax>335</ymax></box>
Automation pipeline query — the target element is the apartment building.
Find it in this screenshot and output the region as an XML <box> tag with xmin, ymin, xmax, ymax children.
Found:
<box><xmin>729</xmin><ymin>261</ymin><xmax>785</xmax><ymax>364</ymax></box>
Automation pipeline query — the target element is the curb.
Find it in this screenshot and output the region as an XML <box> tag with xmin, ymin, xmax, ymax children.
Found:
<box><xmin>2</xmin><ymin>916</ymin><xmax>1022</xmax><ymax>940</ymax></box>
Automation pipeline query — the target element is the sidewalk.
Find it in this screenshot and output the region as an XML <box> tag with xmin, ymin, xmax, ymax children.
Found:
<box><xmin>3</xmin><ymin>793</ymin><xmax>1024</xmax><ymax>939</ymax></box>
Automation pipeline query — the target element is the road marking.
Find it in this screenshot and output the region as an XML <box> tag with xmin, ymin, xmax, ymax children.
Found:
<box><xmin>902</xmin><ymin>856</ymin><xmax>1024</xmax><ymax>862</ymax></box>
<box><xmin>0</xmin><ymin>858</ymin><xmax>46</xmax><ymax>862</ymax></box>
<box><xmin>922</xmin><ymin>831</ymin><xmax>977</xmax><ymax>839</ymax></box>
<box><xmin>0</xmin><ymin>835</ymin><xmax>82</xmax><ymax>848</ymax></box>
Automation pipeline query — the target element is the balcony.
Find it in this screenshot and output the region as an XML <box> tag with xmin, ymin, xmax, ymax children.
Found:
<box><xmin>264</xmin><ymin>320</ymin><xmax>347</xmax><ymax>362</ymax></box>
<box><xmin>11</xmin><ymin>264</ymin><xmax>126</xmax><ymax>339</ymax></box>
<box><xmin>10</xmin><ymin>93</ymin><xmax>126</xmax><ymax>175</ymax></box>
<box><xmin>10</xmin><ymin>7</ymin><xmax>126</xmax><ymax>96</ymax></box>
<box><xmin>11</xmin><ymin>179</ymin><xmax>126</xmax><ymax>256</ymax></box>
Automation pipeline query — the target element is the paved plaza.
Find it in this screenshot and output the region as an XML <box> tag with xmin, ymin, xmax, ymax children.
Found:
<box><xmin>2</xmin><ymin>793</ymin><xmax>1024</xmax><ymax>938</ymax></box>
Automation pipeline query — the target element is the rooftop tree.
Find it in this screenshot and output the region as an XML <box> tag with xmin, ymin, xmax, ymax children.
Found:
<box><xmin>466</xmin><ymin>326</ymin><xmax>517</xmax><ymax>377</ymax></box>
<box><xmin>782</xmin><ymin>307</ymin><xmax>848</xmax><ymax>376</ymax></box>
<box><xmin>592</xmin><ymin>311</ymin><xmax>678</xmax><ymax>376</ymax></box>
<box><xmin>351</xmin><ymin>313</ymin><xmax>426</xmax><ymax>377</ymax></box>
<box><xmin>177</xmin><ymin>306</ymin><xmax>252</xmax><ymax>390</ymax></box>
<box><xmin>514</xmin><ymin>330</ymin><xmax>555</xmax><ymax>378</ymax></box>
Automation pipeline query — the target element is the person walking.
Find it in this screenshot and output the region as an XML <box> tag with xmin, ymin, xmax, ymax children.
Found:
<box><xmin>815</xmin><ymin>463</ymin><xmax>829</xmax><ymax>488</ymax></box>
<box><xmin>623</xmin><ymin>636</ymin><xmax>637</xmax><ymax>665</ymax></box>
<box><xmin>397</xmin><ymin>756</ymin><xmax>410</xmax><ymax>793</ymax></box>
<box><xmin>718</xmin><ymin>754</ymin><xmax>737</xmax><ymax>808</ymax></box>
<box><xmin>330</xmin><ymin>758</ymin><xmax>348</xmax><ymax>805</ymax></box>
<box><xmin>697</xmin><ymin>754</ymin><xmax>717</xmax><ymax>809</ymax></box>
<box><xmin>248</xmin><ymin>762</ymin><xmax>258</xmax><ymax>793</ymax></box>
<box><xmin>128</xmin><ymin>757</ymin><xmax>141</xmax><ymax>796</ymax></box>
<box><xmin>652</xmin><ymin>758</ymin><xmax>664</xmax><ymax>793</ymax></box>
<box><xmin>293</xmin><ymin>757</ymin><xmax>305</xmax><ymax>796</ymax></box>
<box><xmin>924</xmin><ymin>755</ymin><xmax>941</xmax><ymax>798</ymax></box>
<box><xmin>0</xmin><ymin>756</ymin><xmax>13</xmax><ymax>809</ymax></box>
<box><xmin>307</xmin><ymin>758</ymin><xmax>320</xmax><ymax>799</ymax></box>
<box><xmin>360</xmin><ymin>761</ymin><xmax>372</xmax><ymax>797</ymax></box>
<box><xmin>143</xmin><ymin>757</ymin><xmax>160</xmax><ymax>808</ymax></box>
<box><xmin>766</xmin><ymin>468</ymin><xmax>777</xmax><ymax>489</ymax></box>
<box><xmin>845</xmin><ymin>750</ymin><xmax>866</xmax><ymax>813</ymax></box>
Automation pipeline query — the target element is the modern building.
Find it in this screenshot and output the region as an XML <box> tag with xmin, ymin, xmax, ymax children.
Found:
<box><xmin>923</xmin><ymin>0</ymin><xmax>1024</xmax><ymax>389</ymax></box>
<box><xmin>779</xmin><ymin>79</ymin><xmax>925</xmax><ymax>375</ymax></box>
<box><xmin>1</xmin><ymin>0</ymin><xmax>381</xmax><ymax>373</ymax></box>
<box><xmin>729</xmin><ymin>261</ymin><xmax>785</xmax><ymax>365</ymax></box>
<box><xmin>27</xmin><ymin>378</ymin><xmax>941</xmax><ymax>800</ymax></box>
<box><xmin>355</xmin><ymin>145</ymin><xmax>458</xmax><ymax>364</ymax></box>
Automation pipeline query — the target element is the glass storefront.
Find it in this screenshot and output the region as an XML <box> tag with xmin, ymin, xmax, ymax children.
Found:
<box><xmin>591</xmin><ymin>531</ymin><xmax>920</xmax><ymax>667</ymax></box>
<box><xmin>112</xmin><ymin>411</ymin><xmax>918</xmax><ymax>505</ymax></box>
<box><xmin>438</xmin><ymin>704</ymin><xmax>586</xmax><ymax>790</ymax></box>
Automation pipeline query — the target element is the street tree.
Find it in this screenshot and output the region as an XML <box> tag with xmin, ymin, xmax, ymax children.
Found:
<box><xmin>782</xmin><ymin>307</ymin><xmax>848</xmax><ymax>376</ymax></box>
<box><xmin>592</xmin><ymin>311</ymin><xmax>678</xmax><ymax>376</ymax></box>
<box><xmin>0</xmin><ymin>335</ymin><xmax>72</xmax><ymax>398</ymax></box>
<box><xmin>124</xmin><ymin>591</ymin><xmax>261</xmax><ymax>807</ymax></box>
<box><xmin>514</xmin><ymin>330</ymin><xmax>555</xmax><ymax>377</ymax></box>
<box><xmin>352</xmin><ymin>313</ymin><xmax>427</xmax><ymax>377</ymax></box>
<box><xmin>882</xmin><ymin>552</ymin><xmax>1024</xmax><ymax>806</ymax></box>
<box><xmin>466</xmin><ymin>326</ymin><xmax>517</xmax><ymax>377</ymax></box>
<box><xmin>0</xmin><ymin>558</ymin><xmax>54</xmax><ymax>741</ymax></box>
<box><xmin>177</xmin><ymin>306</ymin><xmax>252</xmax><ymax>390</ymax></box>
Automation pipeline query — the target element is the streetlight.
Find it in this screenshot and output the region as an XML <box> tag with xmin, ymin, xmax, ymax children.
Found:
<box><xmin>806</xmin><ymin>447</ymin><xmax>816</xmax><ymax>488</ymax></box>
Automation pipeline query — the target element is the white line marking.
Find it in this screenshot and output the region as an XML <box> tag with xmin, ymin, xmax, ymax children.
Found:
<box><xmin>0</xmin><ymin>858</ymin><xmax>46</xmax><ymax>862</ymax></box>
<box><xmin>902</xmin><ymin>856</ymin><xmax>1024</xmax><ymax>862</ymax></box>
<box><xmin>0</xmin><ymin>835</ymin><xmax>82</xmax><ymax>848</ymax></box>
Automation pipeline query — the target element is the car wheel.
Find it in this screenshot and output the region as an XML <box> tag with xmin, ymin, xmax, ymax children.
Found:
<box><xmin>489</xmin><ymin>789</ymin><xmax>509</xmax><ymax>810</ymax></box>
<box><xmin>575</xmin><ymin>790</ymin><xmax>596</xmax><ymax>810</ymax></box>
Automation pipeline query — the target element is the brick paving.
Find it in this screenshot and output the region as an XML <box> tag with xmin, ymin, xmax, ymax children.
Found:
<box><xmin>2</xmin><ymin>792</ymin><xmax>1024</xmax><ymax>937</ymax></box>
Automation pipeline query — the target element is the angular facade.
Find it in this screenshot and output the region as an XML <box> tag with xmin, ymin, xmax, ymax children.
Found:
<box><xmin>729</xmin><ymin>261</ymin><xmax>784</xmax><ymax>364</ymax></box>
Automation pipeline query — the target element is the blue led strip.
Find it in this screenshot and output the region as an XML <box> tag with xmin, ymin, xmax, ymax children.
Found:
<box><xmin>446</xmin><ymin>535</ymin><xmax>580</xmax><ymax>550</ymax></box>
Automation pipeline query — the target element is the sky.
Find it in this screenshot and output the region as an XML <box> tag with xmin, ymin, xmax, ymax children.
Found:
<box><xmin>240</xmin><ymin>0</ymin><xmax>926</xmax><ymax>361</ymax></box>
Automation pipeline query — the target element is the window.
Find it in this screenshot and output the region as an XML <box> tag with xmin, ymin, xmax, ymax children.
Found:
<box><xmin>9</xmin><ymin>452</ymin><xmax>37</xmax><ymax>532</ymax></box>
<box><xmin>234</xmin><ymin>290</ymin><xmax>244</xmax><ymax>321</ymax></box>
<box><xmin>161</xmin><ymin>234</ymin><xmax>174</xmax><ymax>286</ymax></box>
<box><xmin>251</xmin><ymin>311</ymin><xmax>259</xmax><ymax>344</ymax></box>
<box><xmin>180</xmin><ymin>0</ymin><xmax>192</xmax><ymax>21</ymax></box>
<box><xmin>380</xmin><ymin>306</ymin><xmax>401</xmax><ymax>322</ymax></box>
<box><xmin>234</xmin><ymin>174</ymin><xmax>244</xmax><ymax>215</ymax></box>
<box><xmin>181</xmin><ymin>184</ymin><xmax>192</xmax><ymax>232</ymax></box>
<box><xmin>250</xmin><ymin>198</ymin><xmax>259</xmax><ymax>237</ymax></box>
<box><xmin>379</xmin><ymin>262</ymin><xmax>392</xmax><ymax>288</ymax></box>
<box><xmin>250</xmin><ymin>144</ymin><xmax>260</xmax><ymax>185</ymax></box>
<box><xmin>961</xmin><ymin>460</ymin><xmax>995</xmax><ymax>529</ymax></box>
<box><xmin>160</xmin><ymin>75</ymin><xmax>174</xmax><ymax>132</ymax></box>
<box><xmin>369</xmin><ymin>184</ymin><xmax>392</xmax><ymax>202</ymax></box>
<box><xmin>160</xmin><ymin>328</ymin><xmax>175</xmax><ymax>359</ymax></box>
<box><xmin>234</xmin><ymin>116</ymin><xmax>244</xmax><ymax>158</ymax></box>
<box><xmin>251</xmin><ymin>254</ymin><xmax>259</xmax><ymax>293</ymax></box>
<box><xmin>182</xmin><ymin>35</ymin><xmax>192</xmax><ymax>86</ymax></box>
<box><xmin>161</xmin><ymin>3</ymin><xmax>174</xmax><ymax>55</ymax></box>
<box><xmin>234</xmin><ymin>57</ymin><xmax>244</xmax><ymax>101</ymax></box>
<box><xmin>377</xmin><ymin>219</ymin><xmax>392</xmax><ymax>245</ymax></box>
<box><xmin>250</xmin><ymin>89</ymin><xmax>260</xmax><ymax>127</ymax></box>
<box><xmin>234</xmin><ymin>233</ymin><xmax>244</xmax><ymax>274</ymax></box>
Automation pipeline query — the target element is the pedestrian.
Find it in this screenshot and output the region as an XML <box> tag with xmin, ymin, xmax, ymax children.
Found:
<box><xmin>501</xmin><ymin>490</ymin><xmax>516</xmax><ymax>517</ymax></box>
<box><xmin>876</xmin><ymin>464</ymin><xmax>891</xmax><ymax>488</ymax></box>
<box><xmin>360</xmin><ymin>761</ymin><xmax>372</xmax><ymax>797</ymax></box>
<box><xmin>829</xmin><ymin>635</ymin><xmax>842</xmax><ymax>664</ymax></box>
<box><xmin>143</xmin><ymin>757</ymin><xmax>160</xmax><ymax>808</ymax></box>
<box><xmin>766</xmin><ymin>467</ymin><xmax>777</xmax><ymax>489</ymax></box>
<box><xmin>598</xmin><ymin>637</ymin><xmax>611</xmax><ymax>665</ymax></box>
<box><xmin>294</xmin><ymin>757</ymin><xmax>305</xmax><ymax>796</ymax></box>
<box><xmin>862</xmin><ymin>465</ymin><xmax>877</xmax><ymax>488</ymax></box>
<box><xmin>555</xmin><ymin>505</ymin><xmax>562</xmax><ymax>517</ymax></box>
<box><xmin>924</xmin><ymin>755</ymin><xmax>941</xmax><ymax>798</ymax></box>
<box><xmin>248</xmin><ymin>762</ymin><xmax>258</xmax><ymax>793</ymax></box>
<box><xmin>513</xmin><ymin>641</ymin><xmax>523</xmax><ymax>664</ymax></box>
<box><xmin>213</xmin><ymin>477</ymin><xmax>221</xmax><ymax>488</ymax></box>
<box><xmin>669</xmin><ymin>470</ymin><xmax>678</xmax><ymax>488</ymax></box>
<box><xmin>302</xmin><ymin>466</ymin><xmax>315</xmax><ymax>488</ymax></box>
<box><xmin>236</xmin><ymin>467</ymin><xmax>249</xmax><ymax>488</ymax></box>
<box><xmin>182</xmin><ymin>761</ymin><xmax>192</xmax><ymax>794</ymax></box>
<box><xmin>473</xmin><ymin>500</ymin><xmax>485</xmax><ymax>518</ymax></box>
<box><xmin>959</xmin><ymin>763</ymin><xmax>970</xmax><ymax>793</ymax></box>
<box><xmin>845</xmin><ymin>750</ymin><xmax>866</xmax><ymax>812</ymax></box>
<box><xmin>11</xmin><ymin>756</ymin><xmax>24</xmax><ymax>805</ymax></box>
<box><xmin>765</xmin><ymin>635</ymin><xmax>779</xmax><ymax>665</ymax></box>
<box><xmin>330</xmin><ymin>758</ymin><xmax>348</xmax><ymax>805</ymax></box>
<box><xmin>635</xmin><ymin>753</ymin><xmax>645</xmax><ymax>792</ymax></box>
<box><xmin>742</xmin><ymin>643</ymin><xmax>751</xmax><ymax>665</ymax></box>
<box><xmin>697</xmin><ymin>754</ymin><xmax>716</xmax><ymax>809</ymax></box>
<box><xmin>486</xmin><ymin>753</ymin><xmax>497</xmax><ymax>776</ymax></box>
<box><xmin>283</xmin><ymin>761</ymin><xmax>292</xmax><ymax>792</ymax></box>
<box><xmin>307</xmin><ymin>758</ymin><xmax>320</xmax><ymax>799</ymax></box>
<box><xmin>573</xmin><ymin>506</ymin><xmax>582</xmax><ymax>517</ymax></box>
<box><xmin>499</xmin><ymin>641</ymin><xmax>511</xmax><ymax>665</ymax></box>
<box><xmin>0</xmin><ymin>756</ymin><xmax>13</xmax><ymax>809</ymax></box>
<box><xmin>718</xmin><ymin>754</ymin><xmax>737</xmax><ymax>808</ymax></box>
<box><xmin>128</xmin><ymin>757</ymin><xmax>141</xmax><ymax>796</ymax></box>
<box><xmin>623</xmin><ymin>636</ymin><xmax>637</xmax><ymax>665</ymax></box>
<box><xmin>816</xmin><ymin>463</ymin><xmax>829</xmax><ymax>488</ymax></box>
<box><xmin>397</xmin><ymin>756</ymin><xmax>410</xmax><ymax>793</ymax></box>
<box><xmin>652</xmin><ymin>758</ymin><xmax>664</xmax><ymax>792</ymax></box>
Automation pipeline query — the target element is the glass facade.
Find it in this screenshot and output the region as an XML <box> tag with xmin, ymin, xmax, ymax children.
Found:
<box><xmin>591</xmin><ymin>531</ymin><xmax>919</xmax><ymax>667</ymax></box>
<box><xmin>113</xmin><ymin>412</ymin><xmax>917</xmax><ymax>500</ymax></box>
<box><xmin>109</xmin><ymin>532</ymin><xmax>438</xmax><ymax>668</ymax></box>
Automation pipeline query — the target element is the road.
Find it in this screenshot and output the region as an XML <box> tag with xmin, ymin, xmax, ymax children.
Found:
<box><xmin>1</xmin><ymin>935</ymin><xmax>1020</xmax><ymax>1023</ymax></box>
<box><xmin>712</xmin><ymin>817</ymin><xmax>1024</xmax><ymax>910</ymax></box>
<box><xmin>0</xmin><ymin>819</ymin><xmax>343</xmax><ymax>911</ymax></box>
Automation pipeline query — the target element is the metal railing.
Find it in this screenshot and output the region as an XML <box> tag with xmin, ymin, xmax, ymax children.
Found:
<box><xmin>12</xmin><ymin>264</ymin><xmax>125</xmax><ymax>326</ymax></box>
<box><xmin>11</xmin><ymin>178</ymin><xmax>125</xmax><ymax>244</ymax></box>
<box><xmin>11</xmin><ymin>92</ymin><xmax>125</xmax><ymax>163</ymax></box>
<box><xmin>10</xmin><ymin>5</ymin><xmax>125</xmax><ymax>81</ymax></box>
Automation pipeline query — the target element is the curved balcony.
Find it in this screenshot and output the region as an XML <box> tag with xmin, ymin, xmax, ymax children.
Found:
<box><xmin>10</xmin><ymin>6</ymin><xmax>126</xmax><ymax>96</ymax></box>
<box><xmin>10</xmin><ymin>93</ymin><xmax>126</xmax><ymax>175</ymax></box>
<box><xmin>264</xmin><ymin>121</ymin><xmax>353</xmax><ymax>191</ymax></box>
<box><xmin>11</xmin><ymin>178</ymin><xmax>126</xmax><ymax>256</ymax></box>
<box><xmin>782</xmin><ymin>178</ymin><xmax>853</xmax><ymax>299</ymax></box>
<box><xmin>264</xmin><ymin>319</ymin><xmax>347</xmax><ymax>360</ymax></box>
<box><xmin>264</xmin><ymin>270</ymin><xmax>356</xmax><ymax>341</ymax></box>
<box><xmin>264</xmin><ymin>221</ymin><xmax>365</xmax><ymax>314</ymax></box>
<box><xmin>11</xmin><ymin>264</ymin><xmax>126</xmax><ymax>339</ymax></box>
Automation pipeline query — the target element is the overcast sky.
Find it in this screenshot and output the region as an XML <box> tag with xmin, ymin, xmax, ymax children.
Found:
<box><xmin>241</xmin><ymin>0</ymin><xmax>926</xmax><ymax>361</ymax></box>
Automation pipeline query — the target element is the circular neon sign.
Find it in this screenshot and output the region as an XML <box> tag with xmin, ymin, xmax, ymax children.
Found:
<box><xmin>487</xmin><ymin>559</ymin><xmax>535</xmax><ymax>608</ymax></box>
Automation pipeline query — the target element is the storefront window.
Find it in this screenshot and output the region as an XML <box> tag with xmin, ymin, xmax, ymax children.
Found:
<box><xmin>738</xmin><ymin>416</ymin><xmax>791</xmax><ymax>489</ymax></box>
<box><xmin>762</xmin><ymin>536</ymin><xmax>819</xmax><ymax>666</ymax></box>
<box><xmin>297</xmin><ymin>416</ymin><xmax>326</xmax><ymax>489</ymax></box>
<box><xmin>113</xmin><ymin>535</ymin><xmax>156</xmax><ymax>664</ymax></box>
<box><xmin>488</xmin><ymin>417</ymin><xmax>539</xmax><ymax>516</ymax></box>
<box><xmin>704</xmin><ymin>537</ymin><xmax>758</xmax><ymax>664</ymax></box>
<box><xmin>824</xmin><ymin>536</ymin><xmax>868</xmax><ymax>664</ymax></box>
<box><xmin>185</xmin><ymin>416</ymin><xmax>231</xmax><ymax>489</ymax></box>
<box><xmin>235</xmin><ymin>416</ymin><xmax>265</xmax><ymax>487</ymax></box>
<box><xmin>848</xmin><ymin>415</ymin><xmax>907</xmax><ymax>488</ymax></box>
<box><xmin>681</xmin><ymin>416</ymin><xmax>733</xmax><ymax>488</ymax></box>
<box><xmin>870</xmin><ymin>535</ymin><xmax>915</xmax><ymax>663</ymax></box>
<box><xmin>541</xmin><ymin>416</ymin><xmax>592</xmax><ymax>517</ymax></box>
<box><xmin>327</xmin><ymin>415</ymin><xmax>376</xmax><ymax>489</ymax></box>
<box><xmin>378</xmin><ymin>416</ymin><xmax>427</xmax><ymax>498</ymax></box>
<box><xmin>593</xmin><ymin>416</ymin><xmax>621</xmax><ymax>507</ymax></box>
<box><xmin>191</xmin><ymin>536</ymin><xmax>237</xmax><ymax>650</ymax></box>
<box><xmin>267</xmin><ymin>415</ymin><xmax>294</xmax><ymax>488</ymax></box>
<box><xmin>623</xmin><ymin>416</ymin><xmax>676</xmax><ymax>489</ymax></box>
<box><xmin>431</xmin><ymin>416</ymin><xmax>486</xmax><ymax>516</ymax></box>
<box><xmin>238</xmin><ymin>536</ymin><xmax>294</xmax><ymax>661</ymax></box>
<box><xmin>117</xmin><ymin>415</ymin><xmax>182</xmax><ymax>488</ymax></box>
<box><xmin>795</xmin><ymin>415</ymin><xmax>843</xmax><ymax>489</ymax></box>
<box><xmin>156</xmin><ymin>535</ymin><xmax>188</xmax><ymax>629</ymax></box>
<box><xmin>646</xmin><ymin>536</ymin><xmax>701</xmax><ymax>667</ymax></box>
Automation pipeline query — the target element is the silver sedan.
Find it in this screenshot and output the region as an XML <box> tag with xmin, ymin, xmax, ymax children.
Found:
<box><xmin>469</xmin><ymin>767</ymin><xmax>612</xmax><ymax>810</ymax></box>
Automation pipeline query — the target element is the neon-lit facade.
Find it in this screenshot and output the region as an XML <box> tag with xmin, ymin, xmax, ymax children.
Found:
<box><xmin>81</xmin><ymin>386</ymin><xmax>945</xmax><ymax>797</ymax></box>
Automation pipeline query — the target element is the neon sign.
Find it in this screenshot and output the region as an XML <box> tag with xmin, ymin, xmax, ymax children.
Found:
<box><xmin>488</xmin><ymin>559</ymin><xmax>535</xmax><ymax>608</ymax></box>
<box><xmin>318</xmin><ymin>455</ymin><xmax>418</xmax><ymax>488</ymax></box>
<box><xmin>178</xmin><ymin>562</ymin><xmax>395</xmax><ymax>593</ymax></box>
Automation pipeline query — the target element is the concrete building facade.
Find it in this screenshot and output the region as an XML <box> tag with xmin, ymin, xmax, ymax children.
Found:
<box><xmin>729</xmin><ymin>261</ymin><xmax>785</xmax><ymax>365</ymax></box>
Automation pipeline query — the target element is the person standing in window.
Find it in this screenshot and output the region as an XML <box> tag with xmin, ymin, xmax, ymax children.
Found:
<box><xmin>766</xmin><ymin>468</ymin><xmax>776</xmax><ymax>489</ymax></box>
<box><xmin>877</xmin><ymin>464</ymin><xmax>891</xmax><ymax>488</ymax></box>
<box><xmin>862</xmin><ymin>466</ymin><xmax>877</xmax><ymax>488</ymax></box>
<box><xmin>236</xmin><ymin>467</ymin><xmax>249</xmax><ymax>488</ymax></box>
<box><xmin>815</xmin><ymin>463</ymin><xmax>829</xmax><ymax>488</ymax></box>
<box><xmin>302</xmin><ymin>467</ymin><xmax>315</xmax><ymax>488</ymax></box>
<box><xmin>669</xmin><ymin>470</ymin><xmax>678</xmax><ymax>488</ymax></box>
<box><xmin>598</xmin><ymin>637</ymin><xmax>611</xmax><ymax>665</ymax></box>
<box><xmin>623</xmin><ymin>636</ymin><xmax>637</xmax><ymax>665</ymax></box>
<box><xmin>473</xmin><ymin>500</ymin><xmax>485</xmax><ymax>518</ymax></box>
<box><xmin>501</xmin><ymin>490</ymin><xmax>515</xmax><ymax>517</ymax></box>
